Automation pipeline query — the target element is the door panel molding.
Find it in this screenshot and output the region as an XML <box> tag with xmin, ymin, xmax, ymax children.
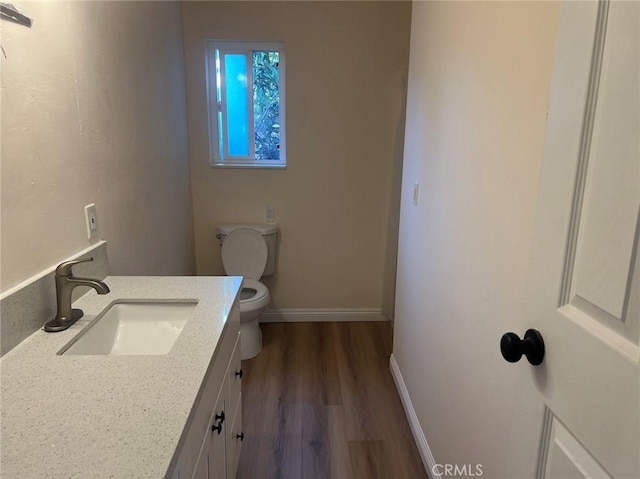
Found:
<box><xmin>559</xmin><ymin>0</ymin><xmax>609</xmax><ymax>308</ymax></box>
<box><xmin>538</xmin><ymin>407</ymin><xmax>613</xmax><ymax>479</ymax></box>
<box><xmin>536</xmin><ymin>407</ymin><xmax>554</xmax><ymax>479</ymax></box>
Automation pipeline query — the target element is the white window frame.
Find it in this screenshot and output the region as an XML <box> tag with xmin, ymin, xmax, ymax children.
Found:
<box><xmin>206</xmin><ymin>40</ymin><xmax>286</xmax><ymax>169</ymax></box>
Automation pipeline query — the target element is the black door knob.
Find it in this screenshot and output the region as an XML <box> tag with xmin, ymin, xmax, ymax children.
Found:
<box><xmin>500</xmin><ymin>329</ymin><xmax>544</xmax><ymax>366</ymax></box>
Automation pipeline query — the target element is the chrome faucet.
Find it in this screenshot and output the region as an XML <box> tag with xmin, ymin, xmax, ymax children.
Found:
<box><xmin>44</xmin><ymin>257</ymin><xmax>110</xmax><ymax>332</ymax></box>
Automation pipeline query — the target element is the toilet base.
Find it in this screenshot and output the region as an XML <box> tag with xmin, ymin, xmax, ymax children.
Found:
<box><xmin>240</xmin><ymin>318</ymin><xmax>263</xmax><ymax>360</ymax></box>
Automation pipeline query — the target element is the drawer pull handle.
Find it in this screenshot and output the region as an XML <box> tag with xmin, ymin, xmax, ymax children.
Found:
<box><xmin>236</xmin><ymin>432</ymin><xmax>244</xmax><ymax>442</ymax></box>
<box><xmin>235</xmin><ymin>369</ymin><xmax>243</xmax><ymax>379</ymax></box>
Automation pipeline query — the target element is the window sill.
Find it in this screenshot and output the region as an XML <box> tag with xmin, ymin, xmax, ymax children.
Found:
<box><xmin>209</xmin><ymin>161</ymin><xmax>287</xmax><ymax>170</ymax></box>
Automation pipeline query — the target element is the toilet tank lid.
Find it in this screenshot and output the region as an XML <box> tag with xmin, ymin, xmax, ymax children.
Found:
<box><xmin>216</xmin><ymin>223</ymin><xmax>278</xmax><ymax>236</ymax></box>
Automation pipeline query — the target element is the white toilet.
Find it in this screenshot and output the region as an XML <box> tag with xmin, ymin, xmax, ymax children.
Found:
<box><xmin>216</xmin><ymin>224</ymin><xmax>278</xmax><ymax>360</ymax></box>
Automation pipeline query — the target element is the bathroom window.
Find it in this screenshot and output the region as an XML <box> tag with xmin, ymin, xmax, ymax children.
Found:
<box><xmin>206</xmin><ymin>41</ymin><xmax>286</xmax><ymax>169</ymax></box>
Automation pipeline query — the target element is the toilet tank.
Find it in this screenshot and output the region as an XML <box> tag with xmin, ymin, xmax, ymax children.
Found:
<box><xmin>216</xmin><ymin>223</ymin><xmax>278</xmax><ymax>277</ymax></box>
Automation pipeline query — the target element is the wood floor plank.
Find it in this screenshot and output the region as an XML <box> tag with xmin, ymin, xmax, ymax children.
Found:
<box><xmin>326</xmin><ymin>405</ymin><xmax>354</xmax><ymax>479</ymax></box>
<box><xmin>298</xmin><ymin>322</ymin><xmax>343</xmax><ymax>406</ymax></box>
<box><xmin>333</xmin><ymin>321</ymin><xmax>393</xmax><ymax>360</ymax></box>
<box><xmin>348</xmin><ymin>440</ymin><xmax>392</xmax><ymax>479</ymax></box>
<box><xmin>301</xmin><ymin>405</ymin><xmax>353</xmax><ymax>479</ymax></box>
<box><xmin>301</xmin><ymin>404</ymin><xmax>331</xmax><ymax>479</ymax></box>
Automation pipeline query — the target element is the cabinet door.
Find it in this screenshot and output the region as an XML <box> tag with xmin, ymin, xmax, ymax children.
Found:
<box><xmin>192</xmin><ymin>383</ymin><xmax>228</xmax><ymax>479</ymax></box>
<box><xmin>225</xmin><ymin>335</ymin><xmax>242</xmax><ymax>479</ymax></box>
<box><xmin>209</xmin><ymin>379</ymin><xmax>228</xmax><ymax>479</ymax></box>
<box><xmin>226</xmin><ymin>393</ymin><xmax>243</xmax><ymax>479</ymax></box>
<box><xmin>227</xmin><ymin>334</ymin><xmax>242</xmax><ymax>418</ymax></box>
<box><xmin>192</xmin><ymin>436</ymin><xmax>210</xmax><ymax>479</ymax></box>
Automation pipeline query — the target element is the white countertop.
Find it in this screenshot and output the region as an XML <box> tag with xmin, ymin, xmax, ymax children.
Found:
<box><xmin>0</xmin><ymin>276</ymin><xmax>242</xmax><ymax>479</ymax></box>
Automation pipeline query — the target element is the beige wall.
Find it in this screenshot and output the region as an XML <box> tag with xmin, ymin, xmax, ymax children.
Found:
<box><xmin>1</xmin><ymin>1</ymin><xmax>195</xmax><ymax>293</ymax></box>
<box><xmin>393</xmin><ymin>1</ymin><xmax>559</xmax><ymax>476</ymax></box>
<box><xmin>181</xmin><ymin>1</ymin><xmax>411</xmax><ymax>313</ymax></box>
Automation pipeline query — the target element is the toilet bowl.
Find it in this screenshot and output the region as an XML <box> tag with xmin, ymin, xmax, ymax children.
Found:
<box><xmin>217</xmin><ymin>224</ymin><xmax>278</xmax><ymax>360</ymax></box>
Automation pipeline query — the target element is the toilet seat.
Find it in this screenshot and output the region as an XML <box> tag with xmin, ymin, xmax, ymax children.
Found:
<box><xmin>239</xmin><ymin>279</ymin><xmax>270</xmax><ymax>318</ymax></box>
<box><xmin>240</xmin><ymin>279</ymin><xmax>269</xmax><ymax>303</ymax></box>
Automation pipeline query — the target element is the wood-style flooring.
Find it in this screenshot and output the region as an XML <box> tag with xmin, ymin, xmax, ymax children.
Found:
<box><xmin>237</xmin><ymin>322</ymin><xmax>428</xmax><ymax>479</ymax></box>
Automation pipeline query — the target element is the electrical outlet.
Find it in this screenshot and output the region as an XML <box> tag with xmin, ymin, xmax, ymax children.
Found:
<box><xmin>84</xmin><ymin>204</ymin><xmax>98</xmax><ymax>239</ymax></box>
<box><xmin>265</xmin><ymin>206</ymin><xmax>276</xmax><ymax>223</ymax></box>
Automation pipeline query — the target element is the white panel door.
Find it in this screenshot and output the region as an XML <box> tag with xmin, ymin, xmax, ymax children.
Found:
<box><xmin>506</xmin><ymin>1</ymin><xmax>639</xmax><ymax>478</ymax></box>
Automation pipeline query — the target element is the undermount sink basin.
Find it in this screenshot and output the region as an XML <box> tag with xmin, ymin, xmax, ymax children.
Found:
<box><xmin>61</xmin><ymin>301</ymin><xmax>198</xmax><ymax>356</ymax></box>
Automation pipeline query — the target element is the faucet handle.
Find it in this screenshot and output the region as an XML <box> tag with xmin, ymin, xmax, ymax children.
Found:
<box><xmin>55</xmin><ymin>257</ymin><xmax>94</xmax><ymax>277</ymax></box>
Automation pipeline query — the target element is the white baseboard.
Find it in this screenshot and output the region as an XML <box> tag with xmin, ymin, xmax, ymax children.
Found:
<box><xmin>260</xmin><ymin>308</ymin><xmax>387</xmax><ymax>323</ymax></box>
<box><xmin>389</xmin><ymin>353</ymin><xmax>441</xmax><ymax>479</ymax></box>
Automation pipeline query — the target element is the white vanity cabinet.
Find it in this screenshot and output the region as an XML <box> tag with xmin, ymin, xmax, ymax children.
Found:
<box><xmin>169</xmin><ymin>303</ymin><xmax>244</xmax><ymax>479</ymax></box>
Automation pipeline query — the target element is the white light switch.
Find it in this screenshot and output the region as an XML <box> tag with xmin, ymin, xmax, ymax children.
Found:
<box><xmin>84</xmin><ymin>203</ymin><xmax>98</xmax><ymax>239</ymax></box>
<box><xmin>413</xmin><ymin>182</ymin><xmax>420</xmax><ymax>206</ymax></box>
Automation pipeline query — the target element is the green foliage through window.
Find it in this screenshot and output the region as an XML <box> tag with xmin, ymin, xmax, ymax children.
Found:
<box><xmin>252</xmin><ymin>51</ymin><xmax>280</xmax><ymax>161</ymax></box>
